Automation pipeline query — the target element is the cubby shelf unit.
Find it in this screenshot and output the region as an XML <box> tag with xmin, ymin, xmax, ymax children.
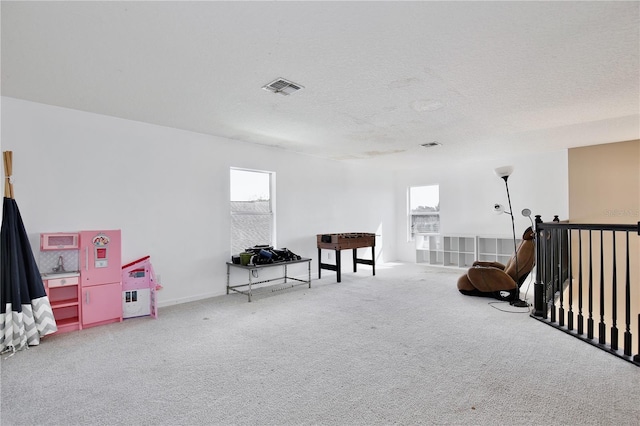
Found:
<box><xmin>477</xmin><ymin>235</ymin><xmax>522</xmax><ymax>265</ymax></box>
<box><xmin>416</xmin><ymin>234</ymin><xmax>521</xmax><ymax>268</ymax></box>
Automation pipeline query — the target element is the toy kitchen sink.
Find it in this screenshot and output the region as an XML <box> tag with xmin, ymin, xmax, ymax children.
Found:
<box><xmin>39</xmin><ymin>230</ymin><xmax>123</xmax><ymax>334</ymax></box>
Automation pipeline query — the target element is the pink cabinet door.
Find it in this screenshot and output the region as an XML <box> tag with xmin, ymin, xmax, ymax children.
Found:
<box><xmin>80</xmin><ymin>230</ymin><xmax>121</xmax><ymax>287</ymax></box>
<box><xmin>82</xmin><ymin>282</ymin><xmax>122</xmax><ymax>326</ymax></box>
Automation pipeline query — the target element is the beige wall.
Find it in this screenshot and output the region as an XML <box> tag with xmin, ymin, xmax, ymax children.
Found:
<box><xmin>568</xmin><ymin>139</ymin><xmax>640</xmax><ymax>352</ymax></box>
<box><xmin>569</xmin><ymin>140</ymin><xmax>640</xmax><ymax>223</ymax></box>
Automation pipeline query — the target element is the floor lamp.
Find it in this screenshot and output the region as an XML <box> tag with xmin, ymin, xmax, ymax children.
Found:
<box><xmin>494</xmin><ymin>166</ymin><xmax>529</xmax><ymax>308</ymax></box>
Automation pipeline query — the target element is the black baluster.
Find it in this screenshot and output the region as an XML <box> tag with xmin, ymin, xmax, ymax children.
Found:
<box><xmin>558</xmin><ymin>229</ymin><xmax>565</xmax><ymax>327</ymax></box>
<box><xmin>636</xmin><ymin>224</ymin><xmax>640</xmax><ymax>364</ymax></box>
<box><xmin>636</xmin><ymin>222</ymin><xmax>640</xmax><ymax>364</ymax></box>
<box><xmin>577</xmin><ymin>230</ymin><xmax>584</xmax><ymax>335</ymax></box>
<box><xmin>533</xmin><ymin>217</ymin><xmax>545</xmax><ymax>317</ymax></box>
<box><xmin>610</xmin><ymin>231</ymin><xmax>618</xmax><ymax>351</ymax></box>
<box><xmin>558</xmin><ymin>227</ymin><xmax>564</xmax><ymax>327</ymax></box>
<box><xmin>635</xmin><ymin>314</ymin><xmax>640</xmax><ymax>363</ymax></box>
<box><xmin>542</xmin><ymin>226</ymin><xmax>548</xmax><ymax>319</ymax></box>
<box><xmin>624</xmin><ymin>231</ymin><xmax>632</xmax><ymax>356</ymax></box>
<box><xmin>550</xmin><ymin>228</ymin><xmax>557</xmax><ymax>324</ymax></box>
<box><xmin>598</xmin><ymin>230</ymin><xmax>606</xmax><ymax>345</ymax></box>
<box><xmin>567</xmin><ymin>228</ymin><xmax>574</xmax><ymax>331</ymax></box>
<box><xmin>541</xmin><ymin>226</ymin><xmax>549</xmax><ymax>320</ymax></box>
<box><xmin>588</xmin><ymin>230</ymin><xmax>594</xmax><ymax>340</ymax></box>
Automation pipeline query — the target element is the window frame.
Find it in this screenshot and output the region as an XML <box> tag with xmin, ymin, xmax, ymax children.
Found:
<box><xmin>408</xmin><ymin>184</ymin><xmax>440</xmax><ymax>241</ymax></box>
<box><xmin>230</xmin><ymin>168</ymin><xmax>276</xmax><ymax>254</ymax></box>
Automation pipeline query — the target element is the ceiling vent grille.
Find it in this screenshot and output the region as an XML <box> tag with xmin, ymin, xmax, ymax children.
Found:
<box><xmin>421</xmin><ymin>142</ymin><xmax>442</xmax><ymax>148</ymax></box>
<box><xmin>262</xmin><ymin>78</ymin><xmax>304</xmax><ymax>96</ymax></box>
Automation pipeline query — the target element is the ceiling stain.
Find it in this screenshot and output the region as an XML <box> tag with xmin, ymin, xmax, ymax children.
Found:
<box><xmin>410</xmin><ymin>99</ymin><xmax>444</xmax><ymax>112</ymax></box>
<box><xmin>363</xmin><ymin>149</ymin><xmax>406</xmax><ymax>157</ymax></box>
<box><xmin>348</xmin><ymin>131</ymin><xmax>396</xmax><ymax>144</ymax></box>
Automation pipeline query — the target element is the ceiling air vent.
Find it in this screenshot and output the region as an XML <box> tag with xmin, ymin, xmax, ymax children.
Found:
<box><xmin>262</xmin><ymin>78</ymin><xmax>304</xmax><ymax>96</ymax></box>
<box><xmin>421</xmin><ymin>142</ymin><xmax>442</xmax><ymax>148</ymax></box>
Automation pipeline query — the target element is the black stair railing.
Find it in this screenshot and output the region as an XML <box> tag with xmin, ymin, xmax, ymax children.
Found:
<box><xmin>532</xmin><ymin>220</ymin><xmax>640</xmax><ymax>366</ymax></box>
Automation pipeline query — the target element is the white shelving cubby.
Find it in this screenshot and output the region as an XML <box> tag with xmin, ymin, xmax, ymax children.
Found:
<box><xmin>415</xmin><ymin>234</ymin><xmax>443</xmax><ymax>265</ymax></box>
<box><xmin>476</xmin><ymin>235</ymin><xmax>522</xmax><ymax>265</ymax></box>
<box><xmin>416</xmin><ymin>234</ymin><xmax>519</xmax><ymax>268</ymax></box>
<box><xmin>443</xmin><ymin>236</ymin><xmax>476</xmax><ymax>267</ymax></box>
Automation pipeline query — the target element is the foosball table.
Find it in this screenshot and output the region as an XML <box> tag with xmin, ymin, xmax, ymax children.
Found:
<box><xmin>316</xmin><ymin>233</ymin><xmax>376</xmax><ymax>282</ymax></box>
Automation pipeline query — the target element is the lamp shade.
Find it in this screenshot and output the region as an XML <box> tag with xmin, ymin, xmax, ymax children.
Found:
<box><xmin>494</xmin><ymin>166</ymin><xmax>514</xmax><ymax>179</ymax></box>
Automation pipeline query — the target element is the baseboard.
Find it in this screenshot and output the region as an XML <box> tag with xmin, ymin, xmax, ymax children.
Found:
<box><xmin>157</xmin><ymin>291</ymin><xmax>223</xmax><ymax>308</ymax></box>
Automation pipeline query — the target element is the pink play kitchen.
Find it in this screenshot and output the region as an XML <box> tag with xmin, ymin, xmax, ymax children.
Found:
<box><xmin>39</xmin><ymin>230</ymin><xmax>123</xmax><ymax>333</ymax></box>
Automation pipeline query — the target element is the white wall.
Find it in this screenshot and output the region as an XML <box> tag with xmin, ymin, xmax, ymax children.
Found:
<box><xmin>2</xmin><ymin>97</ymin><xmax>570</xmax><ymax>306</ymax></box>
<box><xmin>1</xmin><ymin>97</ymin><xmax>396</xmax><ymax>306</ymax></box>
<box><xmin>394</xmin><ymin>150</ymin><xmax>569</xmax><ymax>262</ymax></box>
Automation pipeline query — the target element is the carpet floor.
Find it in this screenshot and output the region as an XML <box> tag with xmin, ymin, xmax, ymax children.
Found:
<box><xmin>1</xmin><ymin>262</ymin><xmax>638</xmax><ymax>425</ymax></box>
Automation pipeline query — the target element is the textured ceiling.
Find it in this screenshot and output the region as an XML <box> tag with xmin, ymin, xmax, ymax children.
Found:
<box><xmin>2</xmin><ymin>1</ymin><xmax>639</xmax><ymax>170</ymax></box>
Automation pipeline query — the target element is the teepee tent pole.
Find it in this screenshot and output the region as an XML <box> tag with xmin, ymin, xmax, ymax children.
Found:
<box><xmin>3</xmin><ymin>151</ymin><xmax>13</xmax><ymax>199</ymax></box>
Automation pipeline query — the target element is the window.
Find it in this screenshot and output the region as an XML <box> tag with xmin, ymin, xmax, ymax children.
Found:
<box><xmin>409</xmin><ymin>185</ymin><xmax>439</xmax><ymax>240</ymax></box>
<box><xmin>230</xmin><ymin>168</ymin><xmax>275</xmax><ymax>255</ymax></box>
